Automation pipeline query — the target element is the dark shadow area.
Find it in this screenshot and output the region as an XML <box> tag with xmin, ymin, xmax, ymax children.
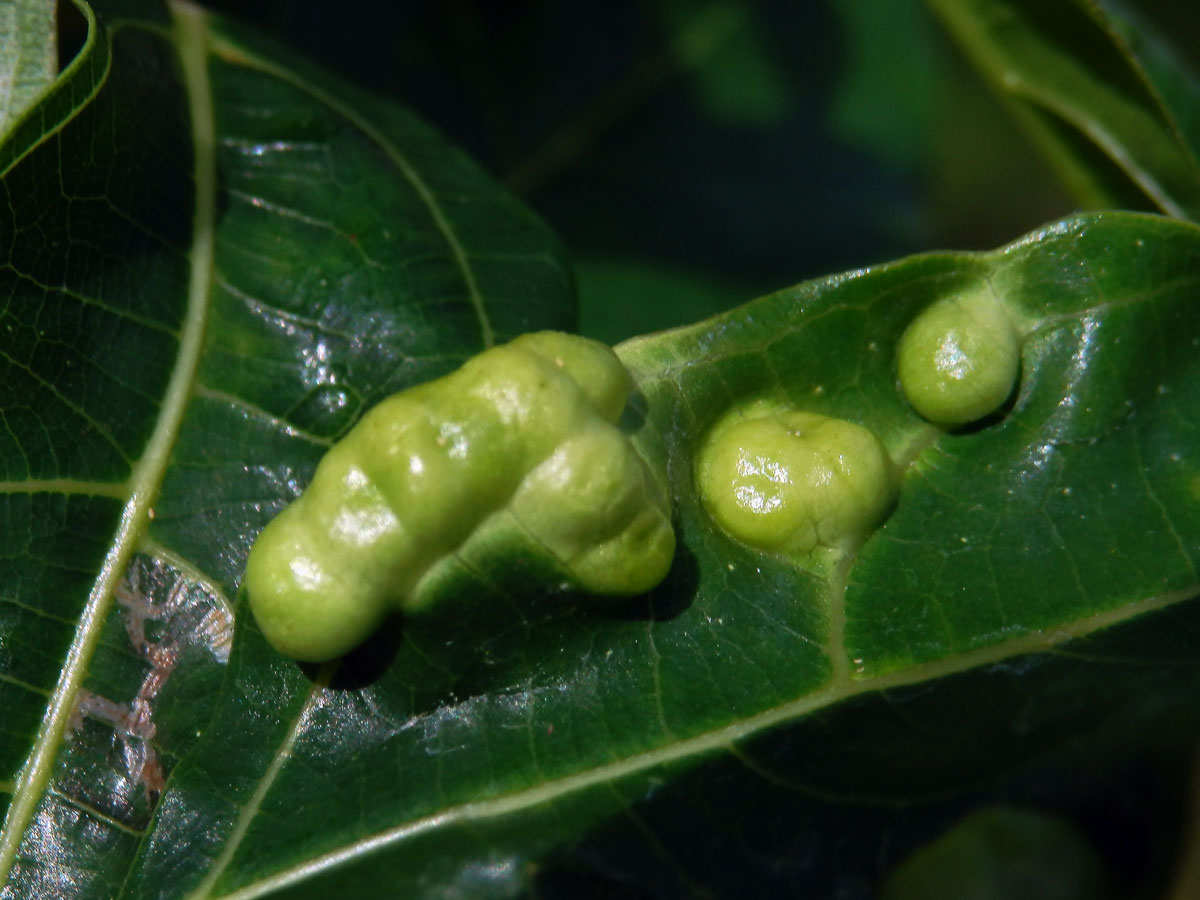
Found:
<box><xmin>940</xmin><ymin>378</ymin><xmax>1023</xmax><ymax>437</ymax></box>
<box><xmin>318</xmin><ymin>611</ymin><xmax>406</xmax><ymax>691</ymax></box>
<box><xmin>603</xmin><ymin>538</ymin><xmax>699</xmax><ymax>624</ymax></box>
<box><xmin>532</xmin><ymin>859</ymin><xmax>657</xmax><ymax>900</ymax></box>
<box><xmin>57</xmin><ymin>0</ymin><xmax>87</xmax><ymax>71</ymax></box>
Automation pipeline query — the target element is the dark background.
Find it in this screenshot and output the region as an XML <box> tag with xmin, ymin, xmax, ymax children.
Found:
<box><xmin>195</xmin><ymin>0</ymin><xmax>1179</xmax><ymax>342</ymax></box>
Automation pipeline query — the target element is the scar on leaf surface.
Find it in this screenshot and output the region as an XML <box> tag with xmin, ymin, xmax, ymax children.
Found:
<box><xmin>896</xmin><ymin>284</ymin><xmax>1022</xmax><ymax>427</ymax></box>
<box><xmin>696</xmin><ymin>402</ymin><xmax>897</xmax><ymax>555</ymax></box>
<box><xmin>68</xmin><ymin>570</ymin><xmax>185</xmax><ymax>806</ymax></box>
<box><xmin>244</xmin><ymin>331</ymin><xmax>676</xmax><ymax>663</ymax></box>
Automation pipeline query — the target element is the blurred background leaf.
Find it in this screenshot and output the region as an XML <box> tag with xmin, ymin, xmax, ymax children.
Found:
<box><xmin>202</xmin><ymin>0</ymin><xmax>1099</xmax><ymax>342</ymax></box>
<box><xmin>926</xmin><ymin>0</ymin><xmax>1200</xmax><ymax>218</ymax></box>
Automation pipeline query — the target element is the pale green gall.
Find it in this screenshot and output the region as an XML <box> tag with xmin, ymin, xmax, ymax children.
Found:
<box><xmin>696</xmin><ymin>406</ymin><xmax>896</xmax><ymax>555</ymax></box>
<box><xmin>244</xmin><ymin>332</ymin><xmax>675</xmax><ymax>661</ymax></box>
<box><xmin>896</xmin><ymin>286</ymin><xmax>1021</xmax><ymax>426</ymax></box>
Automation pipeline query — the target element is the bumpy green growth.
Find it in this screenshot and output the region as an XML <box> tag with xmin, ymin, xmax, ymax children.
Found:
<box><xmin>695</xmin><ymin>405</ymin><xmax>896</xmax><ymax>555</ymax></box>
<box><xmin>244</xmin><ymin>331</ymin><xmax>676</xmax><ymax>662</ymax></box>
<box><xmin>896</xmin><ymin>285</ymin><xmax>1021</xmax><ymax>426</ymax></box>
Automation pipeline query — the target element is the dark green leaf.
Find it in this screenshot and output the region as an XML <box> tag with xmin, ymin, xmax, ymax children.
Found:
<box><xmin>1090</xmin><ymin>0</ymin><xmax>1200</xmax><ymax>166</ymax></box>
<box><xmin>4</xmin><ymin>0</ymin><xmax>1200</xmax><ymax>897</ymax></box>
<box><xmin>537</xmin><ymin>602</ymin><xmax>1200</xmax><ymax>896</ymax></box>
<box><xmin>0</xmin><ymin>0</ymin><xmax>570</xmax><ymax>895</ymax></box>
<box><xmin>622</xmin><ymin>212</ymin><xmax>1200</xmax><ymax>677</ymax></box>
<box><xmin>118</xmin><ymin>213</ymin><xmax>1200</xmax><ymax>898</ymax></box>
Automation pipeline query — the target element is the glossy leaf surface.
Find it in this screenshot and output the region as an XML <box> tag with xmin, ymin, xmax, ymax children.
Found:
<box><xmin>148</xmin><ymin>214</ymin><xmax>1199</xmax><ymax>900</ymax></box>
<box><xmin>0</xmin><ymin>0</ymin><xmax>570</xmax><ymax>896</ymax></box>
<box><xmin>2</xmin><ymin>1</ymin><xmax>1200</xmax><ymax>898</ymax></box>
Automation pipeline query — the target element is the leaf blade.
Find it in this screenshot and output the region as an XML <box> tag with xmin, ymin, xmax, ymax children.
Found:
<box><xmin>0</xmin><ymin>0</ymin><xmax>575</xmax><ymax>894</ymax></box>
<box><xmin>127</xmin><ymin>212</ymin><xmax>1200</xmax><ymax>898</ymax></box>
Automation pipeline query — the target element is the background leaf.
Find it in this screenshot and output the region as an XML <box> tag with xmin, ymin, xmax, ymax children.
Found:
<box><xmin>0</xmin><ymin>0</ymin><xmax>56</xmax><ymax>135</ymax></box>
<box><xmin>203</xmin><ymin>0</ymin><xmax>1085</xmax><ymax>343</ymax></box>
<box><xmin>926</xmin><ymin>0</ymin><xmax>1200</xmax><ymax>218</ymax></box>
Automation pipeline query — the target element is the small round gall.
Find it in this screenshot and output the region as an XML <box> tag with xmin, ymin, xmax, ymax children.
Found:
<box><xmin>897</xmin><ymin>286</ymin><xmax>1021</xmax><ymax>427</ymax></box>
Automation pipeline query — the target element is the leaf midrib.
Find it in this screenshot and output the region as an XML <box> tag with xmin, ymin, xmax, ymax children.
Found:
<box><xmin>0</xmin><ymin>1</ymin><xmax>218</xmax><ymax>883</ymax></box>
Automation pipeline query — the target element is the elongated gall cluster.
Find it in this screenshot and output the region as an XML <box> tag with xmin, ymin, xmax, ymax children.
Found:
<box><xmin>244</xmin><ymin>332</ymin><xmax>675</xmax><ymax>662</ymax></box>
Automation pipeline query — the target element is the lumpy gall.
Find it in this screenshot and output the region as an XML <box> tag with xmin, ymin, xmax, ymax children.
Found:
<box><xmin>696</xmin><ymin>407</ymin><xmax>896</xmax><ymax>555</ymax></box>
<box><xmin>244</xmin><ymin>332</ymin><xmax>675</xmax><ymax>662</ymax></box>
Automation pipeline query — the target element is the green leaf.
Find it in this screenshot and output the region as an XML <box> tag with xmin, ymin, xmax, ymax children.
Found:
<box><xmin>621</xmin><ymin>211</ymin><xmax>1200</xmax><ymax>677</ymax></box>
<box><xmin>49</xmin><ymin>208</ymin><xmax>1199</xmax><ymax>898</ymax></box>
<box><xmin>540</xmin><ymin>608</ymin><xmax>1200</xmax><ymax>895</ymax></box>
<box><xmin>827</xmin><ymin>0</ymin><xmax>944</xmax><ymax>171</ymax></box>
<box><xmin>4</xmin><ymin>2</ymin><xmax>1200</xmax><ymax>898</ymax></box>
<box><xmin>1091</xmin><ymin>0</ymin><xmax>1200</xmax><ymax>166</ymax></box>
<box><xmin>926</xmin><ymin>0</ymin><xmax>1200</xmax><ymax>217</ymax></box>
<box><xmin>0</xmin><ymin>0</ymin><xmax>571</xmax><ymax>894</ymax></box>
<box><xmin>0</xmin><ymin>0</ymin><xmax>56</xmax><ymax>136</ymax></box>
